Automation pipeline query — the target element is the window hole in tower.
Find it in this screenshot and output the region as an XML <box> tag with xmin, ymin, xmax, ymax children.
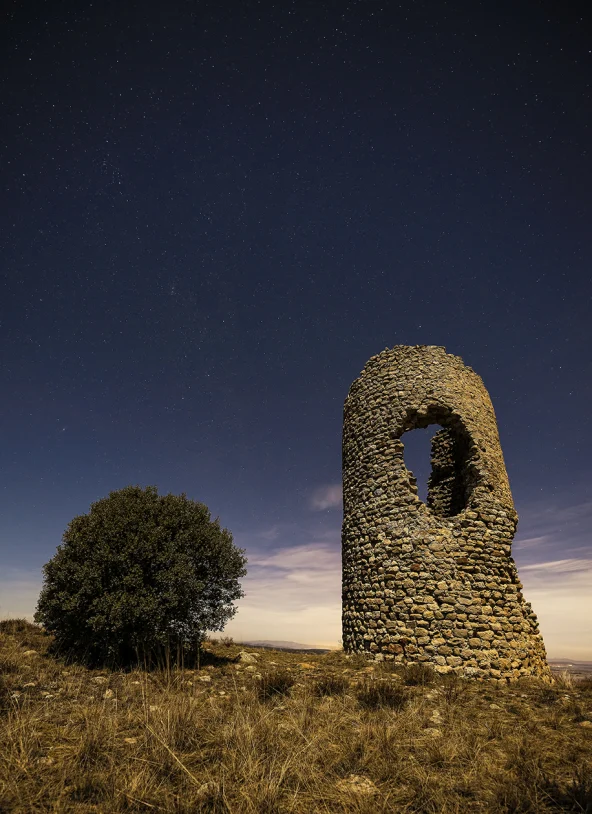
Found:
<box><xmin>400</xmin><ymin>422</ymin><xmax>472</xmax><ymax>518</ymax></box>
<box><xmin>401</xmin><ymin>426</ymin><xmax>440</xmax><ymax>504</ymax></box>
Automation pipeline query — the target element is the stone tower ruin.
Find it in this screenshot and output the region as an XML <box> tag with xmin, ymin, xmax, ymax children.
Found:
<box><xmin>341</xmin><ymin>345</ymin><xmax>549</xmax><ymax>681</ymax></box>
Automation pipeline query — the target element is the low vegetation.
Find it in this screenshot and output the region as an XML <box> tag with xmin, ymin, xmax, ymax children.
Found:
<box><xmin>1</xmin><ymin>619</ymin><xmax>591</xmax><ymax>813</ymax></box>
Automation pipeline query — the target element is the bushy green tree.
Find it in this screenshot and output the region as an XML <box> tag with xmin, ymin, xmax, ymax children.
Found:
<box><xmin>34</xmin><ymin>485</ymin><xmax>247</xmax><ymax>668</ymax></box>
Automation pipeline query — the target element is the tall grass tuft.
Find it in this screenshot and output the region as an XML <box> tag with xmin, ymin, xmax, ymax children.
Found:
<box><xmin>256</xmin><ymin>669</ymin><xmax>295</xmax><ymax>702</ymax></box>
<box><xmin>312</xmin><ymin>674</ymin><xmax>350</xmax><ymax>697</ymax></box>
<box><xmin>403</xmin><ymin>661</ymin><xmax>436</xmax><ymax>686</ymax></box>
<box><xmin>356</xmin><ymin>678</ymin><xmax>409</xmax><ymax>710</ymax></box>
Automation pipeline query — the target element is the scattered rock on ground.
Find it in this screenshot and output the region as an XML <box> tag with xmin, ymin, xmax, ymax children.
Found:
<box><xmin>336</xmin><ymin>775</ymin><xmax>379</xmax><ymax>795</ymax></box>
<box><xmin>236</xmin><ymin>651</ymin><xmax>259</xmax><ymax>664</ymax></box>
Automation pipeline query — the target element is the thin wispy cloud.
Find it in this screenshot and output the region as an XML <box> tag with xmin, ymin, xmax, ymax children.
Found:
<box><xmin>249</xmin><ymin>544</ymin><xmax>339</xmax><ymax>571</ymax></box>
<box><xmin>514</xmin><ymin>499</ymin><xmax>592</xmax><ymax>560</ymax></box>
<box><xmin>519</xmin><ymin>557</ymin><xmax>592</xmax><ymax>659</ymax></box>
<box><xmin>310</xmin><ymin>484</ymin><xmax>342</xmax><ymax>511</ymax></box>
<box><xmin>520</xmin><ymin>558</ymin><xmax>592</xmax><ymax>574</ymax></box>
<box><xmin>224</xmin><ymin>540</ymin><xmax>342</xmax><ymax>647</ymax></box>
<box><xmin>513</xmin><ymin>535</ymin><xmax>549</xmax><ymax>550</ymax></box>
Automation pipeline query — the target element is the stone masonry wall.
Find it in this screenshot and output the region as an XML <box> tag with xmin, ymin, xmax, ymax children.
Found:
<box><xmin>341</xmin><ymin>345</ymin><xmax>550</xmax><ymax>681</ymax></box>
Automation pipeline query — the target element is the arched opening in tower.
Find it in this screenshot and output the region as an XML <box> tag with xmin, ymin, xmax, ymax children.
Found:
<box><xmin>400</xmin><ymin>420</ymin><xmax>473</xmax><ymax>518</ymax></box>
<box><xmin>401</xmin><ymin>426</ymin><xmax>439</xmax><ymax>503</ymax></box>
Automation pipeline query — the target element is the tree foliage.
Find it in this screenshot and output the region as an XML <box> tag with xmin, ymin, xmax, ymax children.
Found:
<box><xmin>34</xmin><ymin>485</ymin><xmax>247</xmax><ymax>668</ymax></box>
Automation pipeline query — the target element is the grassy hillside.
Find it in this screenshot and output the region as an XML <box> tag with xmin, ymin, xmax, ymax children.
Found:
<box><xmin>1</xmin><ymin>619</ymin><xmax>591</xmax><ymax>813</ymax></box>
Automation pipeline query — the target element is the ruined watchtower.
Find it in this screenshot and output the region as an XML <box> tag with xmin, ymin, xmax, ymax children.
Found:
<box><xmin>341</xmin><ymin>345</ymin><xmax>549</xmax><ymax>681</ymax></box>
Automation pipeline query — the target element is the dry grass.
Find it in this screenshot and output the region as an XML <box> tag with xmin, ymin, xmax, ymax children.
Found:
<box><xmin>0</xmin><ymin>619</ymin><xmax>591</xmax><ymax>813</ymax></box>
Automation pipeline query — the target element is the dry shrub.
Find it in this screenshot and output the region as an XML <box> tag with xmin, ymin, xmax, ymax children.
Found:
<box><xmin>350</xmin><ymin>653</ymin><xmax>373</xmax><ymax>669</ymax></box>
<box><xmin>537</xmin><ymin>686</ymin><xmax>560</xmax><ymax>706</ymax></box>
<box><xmin>74</xmin><ymin>709</ymin><xmax>115</xmax><ymax>771</ymax></box>
<box><xmin>566</xmin><ymin>699</ymin><xmax>588</xmax><ymax>724</ymax></box>
<box><xmin>440</xmin><ymin>672</ymin><xmax>470</xmax><ymax>705</ymax></box>
<box><xmin>565</xmin><ymin>763</ymin><xmax>592</xmax><ymax>812</ymax></box>
<box><xmin>0</xmin><ymin>653</ymin><xmax>21</xmax><ymax>675</ymax></box>
<box><xmin>0</xmin><ymin>674</ymin><xmax>13</xmax><ymax>716</ymax></box>
<box><xmin>403</xmin><ymin>661</ymin><xmax>436</xmax><ymax>686</ymax></box>
<box><xmin>493</xmin><ymin>735</ymin><xmax>592</xmax><ymax>813</ymax></box>
<box><xmin>219</xmin><ymin>636</ymin><xmax>234</xmax><ymax>647</ymax></box>
<box><xmin>256</xmin><ymin>669</ymin><xmax>295</xmax><ymax>702</ymax></box>
<box><xmin>377</xmin><ymin>659</ymin><xmax>405</xmax><ymax>677</ymax></box>
<box><xmin>148</xmin><ymin>693</ymin><xmax>207</xmax><ymax>753</ymax></box>
<box><xmin>69</xmin><ymin>771</ymin><xmax>113</xmax><ymax>805</ymax></box>
<box><xmin>0</xmin><ymin>618</ymin><xmax>45</xmax><ymax>651</ymax></box>
<box><xmin>553</xmin><ymin>670</ymin><xmax>574</xmax><ymax>691</ymax></box>
<box><xmin>312</xmin><ymin>674</ymin><xmax>350</xmax><ymax>697</ymax></box>
<box><xmin>357</xmin><ymin>678</ymin><xmax>408</xmax><ymax>711</ymax></box>
<box><xmin>577</xmin><ymin>676</ymin><xmax>592</xmax><ymax>692</ymax></box>
<box><xmin>0</xmin><ymin>618</ymin><xmax>40</xmax><ymax>636</ymax></box>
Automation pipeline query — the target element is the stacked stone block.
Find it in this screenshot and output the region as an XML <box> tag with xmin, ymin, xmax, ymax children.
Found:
<box><xmin>341</xmin><ymin>345</ymin><xmax>549</xmax><ymax>681</ymax></box>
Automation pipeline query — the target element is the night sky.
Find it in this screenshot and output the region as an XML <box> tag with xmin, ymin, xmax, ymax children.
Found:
<box><xmin>2</xmin><ymin>1</ymin><xmax>591</xmax><ymax>657</ymax></box>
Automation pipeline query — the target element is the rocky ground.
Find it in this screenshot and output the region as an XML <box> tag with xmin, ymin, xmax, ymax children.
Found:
<box><xmin>1</xmin><ymin>619</ymin><xmax>591</xmax><ymax>813</ymax></box>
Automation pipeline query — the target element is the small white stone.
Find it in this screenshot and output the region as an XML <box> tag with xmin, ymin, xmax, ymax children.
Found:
<box><xmin>336</xmin><ymin>775</ymin><xmax>379</xmax><ymax>795</ymax></box>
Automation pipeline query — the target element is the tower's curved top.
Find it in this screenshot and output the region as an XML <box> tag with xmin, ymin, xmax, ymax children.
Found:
<box><xmin>343</xmin><ymin>344</ymin><xmax>515</xmax><ymax>520</ymax></box>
